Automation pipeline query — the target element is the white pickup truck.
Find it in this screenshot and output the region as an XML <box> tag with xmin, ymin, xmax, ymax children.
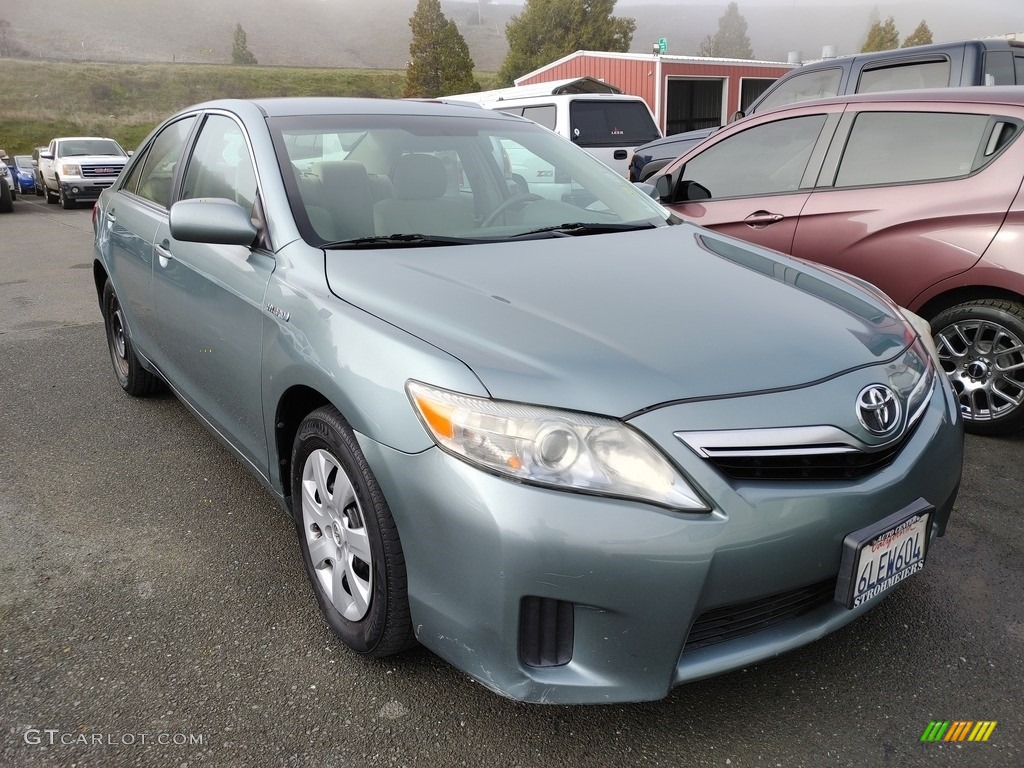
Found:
<box><xmin>40</xmin><ymin>136</ymin><xmax>129</xmax><ymax>209</ymax></box>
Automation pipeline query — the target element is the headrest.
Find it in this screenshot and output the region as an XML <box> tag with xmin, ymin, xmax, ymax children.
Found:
<box><xmin>312</xmin><ymin>160</ymin><xmax>370</xmax><ymax>190</ymax></box>
<box><xmin>391</xmin><ymin>154</ymin><xmax>447</xmax><ymax>200</ymax></box>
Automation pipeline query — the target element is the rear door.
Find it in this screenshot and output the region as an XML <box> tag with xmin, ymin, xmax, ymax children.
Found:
<box><xmin>661</xmin><ymin>109</ymin><xmax>839</xmax><ymax>254</ymax></box>
<box><xmin>790</xmin><ymin>106</ymin><xmax>1023</xmax><ymax>308</ymax></box>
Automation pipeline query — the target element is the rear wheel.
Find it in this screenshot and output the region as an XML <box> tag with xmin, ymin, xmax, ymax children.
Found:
<box><xmin>291</xmin><ymin>406</ymin><xmax>415</xmax><ymax>657</ymax></box>
<box><xmin>931</xmin><ymin>299</ymin><xmax>1024</xmax><ymax>435</ymax></box>
<box><xmin>101</xmin><ymin>280</ymin><xmax>161</xmax><ymax>396</ymax></box>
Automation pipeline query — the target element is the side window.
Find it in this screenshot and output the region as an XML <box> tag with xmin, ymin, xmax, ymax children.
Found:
<box><xmin>181</xmin><ymin>114</ymin><xmax>258</xmax><ymax>216</ymax></box>
<box><xmin>521</xmin><ymin>105</ymin><xmax>557</xmax><ymax>131</ymax></box>
<box><xmin>834</xmin><ymin>112</ymin><xmax>990</xmax><ymax>187</ymax></box>
<box><xmin>755</xmin><ymin>68</ymin><xmax>842</xmax><ymax>113</ymax></box>
<box><xmin>857</xmin><ymin>60</ymin><xmax>951</xmax><ymax>93</ymax></box>
<box><xmin>121</xmin><ymin>146</ymin><xmax>151</xmax><ymax>196</ymax></box>
<box><xmin>984</xmin><ymin>51</ymin><xmax>1015</xmax><ymax>85</ymax></box>
<box><xmin>132</xmin><ymin>117</ymin><xmax>196</xmax><ymax>208</ymax></box>
<box><xmin>679</xmin><ymin>114</ymin><xmax>828</xmax><ymax>199</ymax></box>
<box><xmin>1015</xmin><ymin>56</ymin><xmax>1024</xmax><ymax>85</ymax></box>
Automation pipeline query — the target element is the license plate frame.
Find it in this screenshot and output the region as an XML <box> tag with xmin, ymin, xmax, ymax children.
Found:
<box><xmin>835</xmin><ymin>498</ymin><xmax>934</xmax><ymax>609</ymax></box>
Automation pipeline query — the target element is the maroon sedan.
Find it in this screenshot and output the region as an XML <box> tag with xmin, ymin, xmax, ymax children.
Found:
<box><xmin>653</xmin><ymin>86</ymin><xmax>1024</xmax><ymax>435</ymax></box>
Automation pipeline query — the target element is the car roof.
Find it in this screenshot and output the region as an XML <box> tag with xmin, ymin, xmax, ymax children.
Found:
<box><xmin>761</xmin><ymin>86</ymin><xmax>1024</xmax><ymax>114</ymax></box>
<box><xmin>177</xmin><ymin>97</ymin><xmax>521</xmax><ymax>122</ymax></box>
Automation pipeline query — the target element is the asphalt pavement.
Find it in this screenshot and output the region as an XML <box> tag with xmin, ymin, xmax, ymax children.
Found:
<box><xmin>1</xmin><ymin>193</ymin><xmax>1021</xmax><ymax>767</ymax></box>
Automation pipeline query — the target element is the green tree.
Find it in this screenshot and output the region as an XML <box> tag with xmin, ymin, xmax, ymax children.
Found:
<box><xmin>498</xmin><ymin>0</ymin><xmax>635</xmax><ymax>86</ymax></box>
<box><xmin>405</xmin><ymin>0</ymin><xmax>479</xmax><ymax>97</ymax></box>
<box><xmin>902</xmin><ymin>20</ymin><xmax>933</xmax><ymax>48</ymax></box>
<box><xmin>231</xmin><ymin>23</ymin><xmax>258</xmax><ymax>66</ymax></box>
<box><xmin>861</xmin><ymin>16</ymin><xmax>900</xmax><ymax>52</ymax></box>
<box><xmin>698</xmin><ymin>2</ymin><xmax>754</xmax><ymax>59</ymax></box>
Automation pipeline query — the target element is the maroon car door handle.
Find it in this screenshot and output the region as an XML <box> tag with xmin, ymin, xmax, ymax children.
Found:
<box><xmin>744</xmin><ymin>211</ymin><xmax>785</xmax><ymax>227</ymax></box>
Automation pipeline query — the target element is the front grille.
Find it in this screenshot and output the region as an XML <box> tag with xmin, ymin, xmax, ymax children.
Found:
<box><xmin>707</xmin><ymin>442</ymin><xmax>905</xmax><ymax>481</ymax></box>
<box><xmin>684</xmin><ymin>579</ymin><xmax>835</xmax><ymax>652</ymax></box>
<box><xmin>677</xmin><ymin>415</ymin><xmax>923</xmax><ymax>482</ymax></box>
<box><xmin>519</xmin><ymin>596</ymin><xmax>574</xmax><ymax>667</ymax></box>
<box><xmin>82</xmin><ymin>164</ymin><xmax>124</xmax><ymax>178</ymax></box>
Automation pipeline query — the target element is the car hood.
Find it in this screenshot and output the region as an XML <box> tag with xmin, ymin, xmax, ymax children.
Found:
<box><xmin>324</xmin><ymin>224</ymin><xmax>910</xmax><ymax>416</ymax></box>
<box><xmin>60</xmin><ymin>155</ymin><xmax>126</xmax><ymax>167</ymax></box>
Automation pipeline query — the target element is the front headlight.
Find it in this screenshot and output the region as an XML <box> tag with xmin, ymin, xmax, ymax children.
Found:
<box><xmin>407</xmin><ymin>381</ymin><xmax>709</xmax><ymax>511</ymax></box>
<box><xmin>60</xmin><ymin>163</ymin><xmax>82</xmax><ymax>176</ymax></box>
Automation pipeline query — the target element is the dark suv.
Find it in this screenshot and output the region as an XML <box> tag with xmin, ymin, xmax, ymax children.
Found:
<box><xmin>652</xmin><ymin>86</ymin><xmax>1024</xmax><ymax>435</ymax></box>
<box><xmin>630</xmin><ymin>37</ymin><xmax>1024</xmax><ymax>181</ymax></box>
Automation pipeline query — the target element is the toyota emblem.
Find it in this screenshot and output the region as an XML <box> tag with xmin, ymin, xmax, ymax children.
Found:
<box><xmin>856</xmin><ymin>385</ymin><xmax>901</xmax><ymax>435</ymax></box>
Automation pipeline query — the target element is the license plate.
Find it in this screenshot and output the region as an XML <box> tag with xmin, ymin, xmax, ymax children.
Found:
<box><xmin>835</xmin><ymin>499</ymin><xmax>933</xmax><ymax>609</ymax></box>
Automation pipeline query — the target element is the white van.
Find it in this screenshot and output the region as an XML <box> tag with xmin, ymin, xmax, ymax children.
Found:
<box><xmin>447</xmin><ymin>77</ymin><xmax>661</xmax><ymax>180</ymax></box>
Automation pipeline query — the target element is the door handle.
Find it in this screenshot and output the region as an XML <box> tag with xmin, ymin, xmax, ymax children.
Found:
<box><xmin>155</xmin><ymin>240</ymin><xmax>174</xmax><ymax>267</ymax></box>
<box><xmin>743</xmin><ymin>210</ymin><xmax>785</xmax><ymax>228</ymax></box>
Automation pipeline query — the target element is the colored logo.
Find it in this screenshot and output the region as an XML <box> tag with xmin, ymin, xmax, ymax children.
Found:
<box><xmin>920</xmin><ymin>721</ymin><xmax>997</xmax><ymax>742</ymax></box>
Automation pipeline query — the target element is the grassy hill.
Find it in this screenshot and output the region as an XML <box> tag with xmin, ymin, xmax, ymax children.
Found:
<box><xmin>0</xmin><ymin>59</ymin><xmax>498</xmax><ymax>157</ymax></box>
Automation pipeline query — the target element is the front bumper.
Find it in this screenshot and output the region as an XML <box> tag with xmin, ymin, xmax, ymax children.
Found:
<box><xmin>60</xmin><ymin>178</ymin><xmax>116</xmax><ymax>202</ymax></box>
<box><xmin>357</xmin><ymin>373</ymin><xmax>963</xmax><ymax>704</ymax></box>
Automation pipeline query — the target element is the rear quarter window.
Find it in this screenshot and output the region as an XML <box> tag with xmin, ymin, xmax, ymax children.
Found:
<box><xmin>834</xmin><ymin>111</ymin><xmax>989</xmax><ymax>187</ymax></box>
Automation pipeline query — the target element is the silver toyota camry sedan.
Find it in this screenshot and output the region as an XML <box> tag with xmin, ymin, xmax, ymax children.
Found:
<box><xmin>92</xmin><ymin>98</ymin><xmax>963</xmax><ymax>704</ymax></box>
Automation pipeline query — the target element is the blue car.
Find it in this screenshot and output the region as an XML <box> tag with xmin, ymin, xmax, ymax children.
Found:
<box><xmin>93</xmin><ymin>98</ymin><xmax>963</xmax><ymax>703</ymax></box>
<box><xmin>10</xmin><ymin>155</ymin><xmax>36</xmax><ymax>195</ymax></box>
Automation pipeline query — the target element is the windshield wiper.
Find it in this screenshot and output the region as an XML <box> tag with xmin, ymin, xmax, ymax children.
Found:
<box><xmin>321</xmin><ymin>233</ymin><xmax>485</xmax><ymax>249</ymax></box>
<box><xmin>508</xmin><ymin>221</ymin><xmax>658</xmax><ymax>239</ymax></box>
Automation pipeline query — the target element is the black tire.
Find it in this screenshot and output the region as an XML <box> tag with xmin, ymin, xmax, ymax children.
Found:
<box><xmin>45</xmin><ymin>181</ymin><xmax>58</xmax><ymax>204</ymax></box>
<box><xmin>0</xmin><ymin>181</ymin><xmax>12</xmax><ymax>213</ymax></box>
<box><xmin>59</xmin><ymin>184</ymin><xmax>74</xmax><ymax>209</ymax></box>
<box><xmin>291</xmin><ymin>406</ymin><xmax>415</xmax><ymax>657</ymax></box>
<box><xmin>101</xmin><ymin>280</ymin><xmax>161</xmax><ymax>396</ymax></box>
<box><xmin>35</xmin><ymin>174</ymin><xmax>44</xmax><ymax>196</ymax></box>
<box><xmin>931</xmin><ymin>299</ymin><xmax>1024</xmax><ymax>435</ymax></box>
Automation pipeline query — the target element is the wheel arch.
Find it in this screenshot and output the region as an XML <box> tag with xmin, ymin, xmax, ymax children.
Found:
<box><xmin>274</xmin><ymin>385</ymin><xmax>331</xmax><ymax>503</ymax></box>
<box><xmin>915</xmin><ymin>285</ymin><xmax>1024</xmax><ymax>322</ymax></box>
<box><xmin>93</xmin><ymin>260</ymin><xmax>110</xmax><ymax>310</ymax></box>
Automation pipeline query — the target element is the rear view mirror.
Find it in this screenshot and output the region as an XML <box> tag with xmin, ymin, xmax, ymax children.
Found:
<box><xmin>655</xmin><ymin>173</ymin><xmax>674</xmax><ymax>201</ymax></box>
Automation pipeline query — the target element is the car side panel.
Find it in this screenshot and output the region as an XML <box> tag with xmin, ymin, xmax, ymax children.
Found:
<box><xmin>150</xmin><ymin>222</ymin><xmax>274</xmax><ymax>478</ymax></box>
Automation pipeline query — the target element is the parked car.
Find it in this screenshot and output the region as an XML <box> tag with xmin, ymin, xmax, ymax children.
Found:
<box><xmin>631</xmin><ymin>36</ymin><xmax>1024</xmax><ymax>182</ymax></box>
<box><xmin>0</xmin><ymin>161</ymin><xmax>13</xmax><ymax>213</ymax></box>
<box><xmin>652</xmin><ymin>86</ymin><xmax>1024</xmax><ymax>435</ymax></box>
<box><xmin>40</xmin><ymin>136</ymin><xmax>129</xmax><ymax>208</ymax></box>
<box><xmin>93</xmin><ymin>97</ymin><xmax>963</xmax><ymax>704</ymax></box>
<box><xmin>449</xmin><ymin>77</ymin><xmax>662</xmax><ymax>179</ymax></box>
<box><xmin>10</xmin><ymin>154</ymin><xmax>36</xmax><ymax>195</ymax></box>
<box><xmin>32</xmin><ymin>146</ymin><xmax>48</xmax><ymax>195</ymax></box>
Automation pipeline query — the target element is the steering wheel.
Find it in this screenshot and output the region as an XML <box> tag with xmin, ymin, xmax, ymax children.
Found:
<box><xmin>481</xmin><ymin>193</ymin><xmax>543</xmax><ymax>227</ymax></box>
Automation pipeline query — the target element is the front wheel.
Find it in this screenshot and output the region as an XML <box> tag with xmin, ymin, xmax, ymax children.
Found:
<box><xmin>101</xmin><ymin>280</ymin><xmax>161</xmax><ymax>396</ymax></box>
<box><xmin>59</xmin><ymin>184</ymin><xmax>74</xmax><ymax>209</ymax></box>
<box><xmin>291</xmin><ymin>406</ymin><xmax>415</xmax><ymax>657</ymax></box>
<box><xmin>931</xmin><ymin>299</ymin><xmax>1024</xmax><ymax>435</ymax></box>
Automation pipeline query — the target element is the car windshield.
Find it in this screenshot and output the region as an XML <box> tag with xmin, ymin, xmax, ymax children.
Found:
<box><xmin>269</xmin><ymin>111</ymin><xmax>673</xmax><ymax>247</ymax></box>
<box><xmin>14</xmin><ymin>155</ymin><xmax>32</xmax><ymax>168</ymax></box>
<box><xmin>58</xmin><ymin>139</ymin><xmax>126</xmax><ymax>157</ymax></box>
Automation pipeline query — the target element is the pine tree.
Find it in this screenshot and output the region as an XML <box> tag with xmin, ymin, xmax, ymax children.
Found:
<box><xmin>699</xmin><ymin>2</ymin><xmax>754</xmax><ymax>59</ymax></box>
<box><xmin>405</xmin><ymin>0</ymin><xmax>479</xmax><ymax>97</ymax></box>
<box><xmin>861</xmin><ymin>16</ymin><xmax>900</xmax><ymax>53</ymax></box>
<box><xmin>498</xmin><ymin>0</ymin><xmax>635</xmax><ymax>86</ymax></box>
<box><xmin>902</xmin><ymin>20</ymin><xmax>933</xmax><ymax>48</ymax></box>
<box><xmin>231</xmin><ymin>23</ymin><xmax>258</xmax><ymax>66</ymax></box>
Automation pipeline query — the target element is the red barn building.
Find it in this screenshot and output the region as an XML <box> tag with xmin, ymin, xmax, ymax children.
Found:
<box><xmin>515</xmin><ymin>50</ymin><xmax>797</xmax><ymax>136</ymax></box>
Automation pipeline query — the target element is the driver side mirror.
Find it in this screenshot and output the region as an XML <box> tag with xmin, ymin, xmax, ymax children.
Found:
<box><xmin>729</xmin><ymin>110</ymin><xmax>745</xmax><ymax>123</ymax></box>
